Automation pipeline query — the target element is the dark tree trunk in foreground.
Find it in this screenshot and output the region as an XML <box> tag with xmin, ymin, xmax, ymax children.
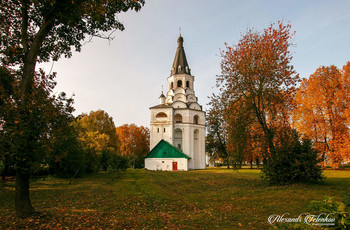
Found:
<box><xmin>14</xmin><ymin>14</ymin><xmax>53</xmax><ymax>217</ymax></box>
<box><xmin>15</xmin><ymin>170</ymin><xmax>34</xmax><ymax>217</ymax></box>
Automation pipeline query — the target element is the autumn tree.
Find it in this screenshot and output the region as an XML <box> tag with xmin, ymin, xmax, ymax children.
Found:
<box><xmin>74</xmin><ymin>110</ymin><xmax>118</xmax><ymax>172</ymax></box>
<box><xmin>218</xmin><ymin>22</ymin><xmax>299</xmax><ymax>154</ymax></box>
<box><xmin>207</xmin><ymin>95</ymin><xmax>263</xmax><ymax>169</ymax></box>
<box><xmin>213</xmin><ymin>22</ymin><xmax>298</xmax><ymax>168</ymax></box>
<box><xmin>294</xmin><ymin>63</ymin><xmax>350</xmax><ymax>168</ymax></box>
<box><xmin>342</xmin><ymin>62</ymin><xmax>350</xmax><ymax>160</ymax></box>
<box><xmin>225</xmin><ymin>97</ymin><xmax>256</xmax><ymax>169</ymax></box>
<box><xmin>0</xmin><ymin>0</ymin><xmax>144</xmax><ymax>217</ymax></box>
<box><xmin>216</xmin><ymin>22</ymin><xmax>322</xmax><ymax>183</ymax></box>
<box><xmin>244</xmin><ymin>122</ymin><xmax>265</xmax><ymax>169</ymax></box>
<box><xmin>115</xmin><ymin>124</ymin><xmax>150</xmax><ymax>169</ymax></box>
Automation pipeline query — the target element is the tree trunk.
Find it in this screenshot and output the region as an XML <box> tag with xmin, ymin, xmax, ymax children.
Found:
<box><xmin>14</xmin><ymin>13</ymin><xmax>53</xmax><ymax>218</ymax></box>
<box><xmin>15</xmin><ymin>170</ymin><xmax>34</xmax><ymax>218</ymax></box>
<box><xmin>250</xmin><ymin>159</ymin><xmax>253</xmax><ymax>169</ymax></box>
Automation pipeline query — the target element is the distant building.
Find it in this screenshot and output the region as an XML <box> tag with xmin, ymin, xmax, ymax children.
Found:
<box><xmin>145</xmin><ymin>35</ymin><xmax>206</xmax><ymax>171</ymax></box>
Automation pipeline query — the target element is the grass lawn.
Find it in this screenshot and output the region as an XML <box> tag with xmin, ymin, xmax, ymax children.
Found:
<box><xmin>1</xmin><ymin>168</ymin><xmax>349</xmax><ymax>229</ymax></box>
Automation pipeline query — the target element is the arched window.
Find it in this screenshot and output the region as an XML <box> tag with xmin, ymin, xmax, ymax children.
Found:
<box><xmin>170</xmin><ymin>82</ymin><xmax>174</xmax><ymax>89</ymax></box>
<box><xmin>185</xmin><ymin>66</ymin><xmax>189</xmax><ymax>73</ymax></box>
<box><xmin>194</xmin><ymin>115</ymin><xmax>199</xmax><ymax>124</ymax></box>
<box><xmin>186</xmin><ymin>81</ymin><xmax>190</xmax><ymax>88</ymax></box>
<box><xmin>178</xmin><ymin>65</ymin><xmax>182</xmax><ymax>71</ymax></box>
<box><xmin>177</xmin><ymin>80</ymin><xmax>182</xmax><ymax>87</ymax></box>
<box><xmin>156</xmin><ymin>112</ymin><xmax>167</xmax><ymax>118</ymax></box>
<box><xmin>174</xmin><ymin>114</ymin><xmax>182</xmax><ymax>123</ymax></box>
<box><xmin>175</xmin><ymin>128</ymin><xmax>182</xmax><ymax>150</ymax></box>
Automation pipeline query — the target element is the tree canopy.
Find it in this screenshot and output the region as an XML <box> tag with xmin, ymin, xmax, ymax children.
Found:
<box><xmin>294</xmin><ymin>63</ymin><xmax>350</xmax><ymax>168</ymax></box>
<box><xmin>210</xmin><ymin>21</ymin><xmax>323</xmax><ymax>183</ymax></box>
<box><xmin>74</xmin><ymin>110</ymin><xmax>118</xmax><ymax>172</ymax></box>
<box><xmin>0</xmin><ymin>0</ymin><xmax>144</xmax><ymax>217</ymax></box>
<box><xmin>115</xmin><ymin>124</ymin><xmax>149</xmax><ymax>169</ymax></box>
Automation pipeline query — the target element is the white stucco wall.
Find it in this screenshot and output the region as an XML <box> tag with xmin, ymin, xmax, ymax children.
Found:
<box><xmin>173</xmin><ymin>108</ymin><xmax>206</xmax><ymax>170</ymax></box>
<box><xmin>145</xmin><ymin>158</ymin><xmax>188</xmax><ymax>171</ymax></box>
<box><xmin>150</xmin><ymin>107</ymin><xmax>174</xmax><ymax>150</ymax></box>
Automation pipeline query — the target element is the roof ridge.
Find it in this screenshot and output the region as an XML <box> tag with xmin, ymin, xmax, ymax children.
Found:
<box><xmin>146</xmin><ymin>139</ymin><xmax>191</xmax><ymax>159</ymax></box>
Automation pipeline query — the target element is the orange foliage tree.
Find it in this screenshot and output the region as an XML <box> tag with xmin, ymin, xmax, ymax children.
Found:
<box><xmin>343</xmin><ymin>63</ymin><xmax>350</xmax><ymax>160</ymax></box>
<box><xmin>217</xmin><ymin>21</ymin><xmax>299</xmax><ymax>160</ymax></box>
<box><xmin>294</xmin><ymin>63</ymin><xmax>350</xmax><ymax>168</ymax></box>
<box><xmin>244</xmin><ymin>122</ymin><xmax>265</xmax><ymax>169</ymax></box>
<box><xmin>115</xmin><ymin>124</ymin><xmax>149</xmax><ymax>168</ymax></box>
<box><xmin>224</xmin><ymin>97</ymin><xmax>253</xmax><ymax>168</ymax></box>
<box><xmin>214</xmin><ymin>22</ymin><xmax>324</xmax><ymax>184</ymax></box>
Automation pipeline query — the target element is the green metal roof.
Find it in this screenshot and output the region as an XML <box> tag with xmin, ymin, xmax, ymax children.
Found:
<box><xmin>145</xmin><ymin>140</ymin><xmax>191</xmax><ymax>159</ymax></box>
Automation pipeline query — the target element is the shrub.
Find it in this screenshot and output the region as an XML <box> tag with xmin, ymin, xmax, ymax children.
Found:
<box><xmin>48</xmin><ymin>133</ymin><xmax>86</xmax><ymax>178</ymax></box>
<box><xmin>107</xmin><ymin>154</ymin><xmax>128</xmax><ymax>175</ymax></box>
<box><xmin>271</xmin><ymin>195</ymin><xmax>350</xmax><ymax>229</ymax></box>
<box><xmin>262</xmin><ymin>129</ymin><xmax>324</xmax><ymax>184</ymax></box>
<box><xmin>100</xmin><ymin>149</ymin><xmax>111</xmax><ymax>171</ymax></box>
<box><xmin>309</xmin><ymin>196</ymin><xmax>350</xmax><ymax>229</ymax></box>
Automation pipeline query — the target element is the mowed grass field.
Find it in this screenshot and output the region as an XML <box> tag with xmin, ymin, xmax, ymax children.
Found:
<box><xmin>1</xmin><ymin>168</ymin><xmax>350</xmax><ymax>229</ymax></box>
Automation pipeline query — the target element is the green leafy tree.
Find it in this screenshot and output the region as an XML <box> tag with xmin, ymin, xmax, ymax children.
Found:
<box><xmin>75</xmin><ymin>110</ymin><xmax>118</xmax><ymax>172</ymax></box>
<box><xmin>206</xmin><ymin>97</ymin><xmax>230</xmax><ymax>168</ymax></box>
<box><xmin>0</xmin><ymin>68</ymin><xmax>75</xmax><ymax>215</ymax></box>
<box><xmin>0</xmin><ymin>67</ymin><xmax>16</xmax><ymax>180</ymax></box>
<box><xmin>100</xmin><ymin>149</ymin><xmax>111</xmax><ymax>172</ymax></box>
<box><xmin>107</xmin><ymin>154</ymin><xmax>128</xmax><ymax>179</ymax></box>
<box><xmin>48</xmin><ymin>118</ymin><xmax>85</xmax><ymax>178</ymax></box>
<box><xmin>0</xmin><ymin>0</ymin><xmax>144</xmax><ymax>217</ymax></box>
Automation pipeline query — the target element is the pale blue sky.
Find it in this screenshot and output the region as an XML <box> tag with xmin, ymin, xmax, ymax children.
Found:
<box><xmin>39</xmin><ymin>0</ymin><xmax>350</xmax><ymax>127</ymax></box>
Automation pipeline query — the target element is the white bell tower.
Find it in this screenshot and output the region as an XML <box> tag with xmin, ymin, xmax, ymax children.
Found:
<box><xmin>149</xmin><ymin>35</ymin><xmax>206</xmax><ymax>170</ymax></box>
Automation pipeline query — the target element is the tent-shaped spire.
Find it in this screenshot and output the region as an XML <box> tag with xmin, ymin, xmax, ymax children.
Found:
<box><xmin>171</xmin><ymin>35</ymin><xmax>191</xmax><ymax>75</ymax></box>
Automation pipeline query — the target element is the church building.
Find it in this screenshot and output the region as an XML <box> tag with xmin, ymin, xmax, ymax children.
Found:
<box><xmin>145</xmin><ymin>35</ymin><xmax>206</xmax><ymax>171</ymax></box>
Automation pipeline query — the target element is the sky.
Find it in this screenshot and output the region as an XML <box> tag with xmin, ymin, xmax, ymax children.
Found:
<box><xmin>38</xmin><ymin>0</ymin><xmax>350</xmax><ymax>127</ymax></box>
